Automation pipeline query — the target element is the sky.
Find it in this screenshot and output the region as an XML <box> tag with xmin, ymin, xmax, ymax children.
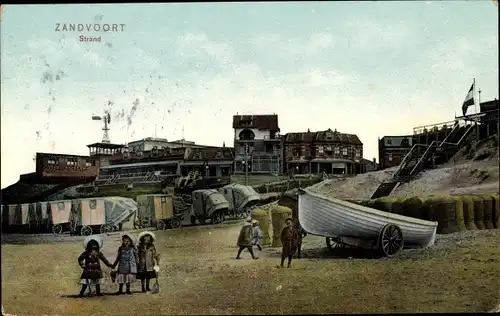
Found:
<box><xmin>1</xmin><ymin>2</ymin><xmax>498</xmax><ymax>188</ymax></box>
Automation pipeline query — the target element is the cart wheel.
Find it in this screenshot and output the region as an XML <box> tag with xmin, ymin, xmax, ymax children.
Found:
<box><xmin>100</xmin><ymin>224</ymin><xmax>114</xmax><ymax>234</ymax></box>
<box><xmin>378</xmin><ymin>224</ymin><xmax>404</xmax><ymax>257</ymax></box>
<box><xmin>157</xmin><ymin>221</ymin><xmax>167</xmax><ymax>230</ymax></box>
<box><xmin>52</xmin><ymin>224</ymin><xmax>63</xmax><ymax>235</ymax></box>
<box><xmin>213</xmin><ymin>212</ymin><xmax>225</xmax><ymax>224</ymax></box>
<box><xmin>81</xmin><ymin>226</ymin><xmax>93</xmax><ymax>236</ymax></box>
<box><xmin>170</xmin><ymin>218</ymin><xmax>181</xmax><ymax>229</ymax></box>
<box><xmin>133</xmin><ymin>221</ymin><xmax>141</xmax><ymax>230</ymax></box>
<box><xmin>325</xmin><ymin>237</ymin><xmax>345</xmax><ymax>252</ymax></box>
<box><xmin>199</xmin><ymin>216</ymin><xmax>206</xmax><ymax>225</ymax></box>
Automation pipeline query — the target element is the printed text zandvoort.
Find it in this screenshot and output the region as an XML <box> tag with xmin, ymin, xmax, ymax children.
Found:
<box><xmin>55</xmin><ymin>23</ymin><xmax>125</xmax><ymax>32</ymax></box>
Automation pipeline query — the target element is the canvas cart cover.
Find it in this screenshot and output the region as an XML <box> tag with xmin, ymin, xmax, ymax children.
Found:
<box><xmin>1</xmin><ymin>205</ymin><xmax>6</xmax><ymax>225</ymax></box>
<box><xmin>27</xmin><ymin>203</ymin><xmax>40</xmax><ymax>224</ymax></box>
<box><xmin>220</xmin><ymin>184</ymin><xmax>260</xmax><ymax>211</ymax></box>
<box><xmin>136</xmin><ymin>195</ymin><xmax>156</xmax><ymax>227</ymax></box>
<box><xmin>74</xmin><ymin>198</ymin><xmax>106</xmax><ymax>226</ymax></box>
<box><xmin>172</xmin><ymin>195</ymin><xmax>192</xmax><ymax>217</ymax></box>
<box><xmin>38</xmin><ymin>202</ymin><xmax>49</xmax><ymax>219</ymax></box>
<box><xmin>50</xmin><ymin>200</ymin><xmax>72</xmax><ymax>225</ymax></box>
<box><xmin>20</xmin><ymin>204</ymin><xmax>30</xmax><ymax>224</ymax></box>
<box><xmin>8</xmin><ymin>205</ymin><xmax>18</xmax><ymax>225</ymax></box>
<box><xmin>136</xmin><ymin>195</ymin><xmax>174</xmax><ymax>226</ymax></box>
<box><xmin>103</xmin><ymin>197</ymin><xmax>137</xmax><ymax>226</ymax></box>
<box><xmin>192</xmin><ymin>189</ymin><xmax>229</xmax><ymax>216</ymax></box>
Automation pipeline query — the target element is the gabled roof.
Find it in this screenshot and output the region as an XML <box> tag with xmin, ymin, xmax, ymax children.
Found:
<box><xmin>284</xmin><ymin>128</ymin><xmax>362</xmax><ymax>145</ymax></box>
<box><xmin>232</xmin><ymin>114</ymin><xmax>279</xmax><ymax>131</ymax></box>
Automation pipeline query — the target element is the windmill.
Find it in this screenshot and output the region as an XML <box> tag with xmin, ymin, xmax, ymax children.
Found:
<box><xmin>92</xmin><ymin>111</ymin><xmax>111</xmax><ymax>143</ymax></box>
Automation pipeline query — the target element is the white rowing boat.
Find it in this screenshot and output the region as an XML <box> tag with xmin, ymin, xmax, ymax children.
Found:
<box><xmin>298</xmin><ymin>189</ymin><xmax>438</xmax><ymax>252</ymax></box>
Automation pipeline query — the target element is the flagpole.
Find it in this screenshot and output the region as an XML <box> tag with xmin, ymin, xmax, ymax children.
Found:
<box><xmin>474</xmin><ymin>78</ymin><xmax>478</xmax><ymax>114</ymax></box>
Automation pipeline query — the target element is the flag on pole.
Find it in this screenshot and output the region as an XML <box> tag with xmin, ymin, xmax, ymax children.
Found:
<box><xmin>462</xmin><ymin>83</ymin><xmax>475</xmax><ymax>116</ymax></box>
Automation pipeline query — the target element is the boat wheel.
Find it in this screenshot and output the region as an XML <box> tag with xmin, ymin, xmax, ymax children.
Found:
<box><xmin>157</xmin><ymin>221</ymin><xmax>167</xmax><ymax>230</ymax></box>
<box><xmin>52</xmin><ymin>224</ymin><xmax>63</xmax><ymax>234</ymax></box>
<box><xmin>326</xmin><ymin>237</ymin><xmax>345</xmax><ymax>252</ymax></box>
<box><xmin>170</xmin><ymin>218</ymin><xmax>181</xmax><ymax>229</ymax></box>
<box><xmin>80</xmin><ymin>226</ymin><xmax>93</xmax><ymax>236</ymax></box>
<box><xmin>378</xmin><ymin>224</ymin><xmax>404</xmax><ymax>257</ymax></box>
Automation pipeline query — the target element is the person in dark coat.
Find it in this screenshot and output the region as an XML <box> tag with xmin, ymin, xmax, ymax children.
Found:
<box><xmin>137</xmin><ymin>231</ymin><xmax>160</xmax><ymax>293</ymax></box>
<box><xmin>77</xmin><ymin>236</ymin><xmax>113</xmax><ymax>297</ymax></box>
<box><xmin>236</xmin><ymin>218</ymin><xmax>258</xmax><ymax>259</ymax></box>
<box><xmin>279</xmin><ymin>218</ymin><xmax>300</xmax><ymax>268</ymax></box>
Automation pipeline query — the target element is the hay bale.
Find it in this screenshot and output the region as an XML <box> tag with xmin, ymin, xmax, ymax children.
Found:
<box><xmin>391</xmin><ymin>198</ymin><xmax>405</xmax><ymax>215</ymax></box>
<box><xmin>492</xmin><ymin>194</ymin><xmax>499</xmax><ymax>229</ymax></box>
<box><xmin>270</xmin><ymin>205</ymin><xmax>292</xmax><ymax>247</ymax></box>
<box><xmin>450</xmin><ymin>196</ymin><xmax>467</xmax><ymax>232</ymax></box>
<box><xmin>470</xmin><ymin>195</ymin><xmax>486</xmax><ymax>230</ymax></box>
<box><xmin>251</xmin><ymin>208</ymin><xmax>271</xmax><ymax>246</ymax></box>
<box><xmin>372</xmin><ymin>197</ymin><xmax>395</xmax><ymax>213</ymax></box>
<box><xmin>422</xmin><ymin>196</ymin><xmax>444</xmax><ymax>222</ymax></box>
<box><xmin>427</xmin><ymin>198</ymin><xmax>459</xmax><ymax>234</ymax></box>
<box><xmin>480</xmin><ymin>194</ymin><xmax>495</xmax><ymax>230</ymax></box>
<box><xmin>401</xmin><ymin>197</ymin><xmax>424</xmax><ymax>219</ymax></box>
<box><xmin>460</xmin><ymin>196</ymin><xmax>477</xmax><ymax>230</ymax></box>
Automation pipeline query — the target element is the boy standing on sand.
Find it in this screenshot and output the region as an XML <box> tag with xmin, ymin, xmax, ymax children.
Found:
<box><xmin>252</xmin><ymin>219</ymin><xmax>263</xmax><ymax>251</ymax></box>
<box><xmin>236</xmin><ymin>218</ymin><xmax>258</xmax><ymax>260</ymax></box>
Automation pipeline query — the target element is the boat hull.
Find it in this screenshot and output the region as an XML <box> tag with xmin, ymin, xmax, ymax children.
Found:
<box><xmin>298</xmin><ymin>189</ymin><xmax>438</xmax><ymax>248</ymax></box>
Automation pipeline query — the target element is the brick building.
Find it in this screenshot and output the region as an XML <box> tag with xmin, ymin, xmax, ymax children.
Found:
<box><xmin>232</xmin><ymin>114</ymin><xmax>282</xmax><ymax>174</ymax></box>
<box><xmin>283</xmin><ymin>128</ymin><xmax>364</xmax><ymax>175</ymax></box>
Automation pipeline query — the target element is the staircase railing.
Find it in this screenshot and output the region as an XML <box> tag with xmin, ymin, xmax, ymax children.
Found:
<box><xmin>393</xmin><ymin>144</ymin><xmax>429</xmax><ymax>179</ymax></box>
<box><xmin>440</xmin><ymin>120</ymin><xmax>463</xmax><ymax>144</ymax></box>
<box><xmin>409</xmin><ymin>141</ymin><xmax>439</xmax><ymax>176</ymax></box>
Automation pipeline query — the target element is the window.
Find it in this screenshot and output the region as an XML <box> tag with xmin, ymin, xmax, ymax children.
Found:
<box><xmin>318</xmin><ymin>146</ymin><xmax>324</xmax><ymax>154</ymax></box>
<box><xmin>334</xmin><ymin>147</ymin><xmax>340</xmax><ymax>154</ymax></box>
<box><xmin>388</xmin><ymin>153</ymin><xmax>393</xmax><ymax>162</ymax></box>
<box><xmin>326</xmin><ymin>132</ymin><xmax>332</xmax><ymax>140</ymax></box>
<box><xmin>85</xmin><ymin>160</ymin><xmax>93</xmax><ymax>167</ymax></box>
<box><xmin>89</xmin><ymin>199</ymin><xmax>97</xmax><ymax>209</ymax></box>
<box><xmin>342</xmin><ymin>148</ymin><xmax>348</xmax><ymax>156</ymax></box>
<box><xmin>66</xmin><ymin>158</ymin><xmax>77</xmax><ymax>166</ymax></box>
<box><xmin>48</xmin><ymin>159</ymin><xmax>56</xmax><ymax>165</ymax></box>
<box><xmin>355</xmin><ymin>149</ymin><xmax>361</xmax><ymax>158</ymax></box>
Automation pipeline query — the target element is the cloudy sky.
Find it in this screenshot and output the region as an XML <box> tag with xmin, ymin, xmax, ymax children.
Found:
<box><xmin>1</xmin><ymin>2</ymin><xmax>498</xmax><ymax>188</ymax></box>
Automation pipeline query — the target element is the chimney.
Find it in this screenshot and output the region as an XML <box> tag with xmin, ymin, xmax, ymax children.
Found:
<box><xmin>307</xmin><ymin>128</ymin><xmax>310</xmax><ymax>133</ymax></box>
<box><xmin>373</xmin><ymin>157</ymin><xmax>376</xmax><ymax>165</ymax></box>
<box><xmin>223</xmin><ymin>141</ymin><xmax>226</xmax><ymax>148</ymax></box>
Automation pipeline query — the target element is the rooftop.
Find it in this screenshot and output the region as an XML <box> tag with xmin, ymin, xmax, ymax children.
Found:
<box><xmin>232</xmin><ymin>114</ymin><xmax>279</xmax><ymax>131</ymax></box>
<box><xmin>284</xmin><ymin>128</ymin><xmax>362</xmax><ymax>145</ymax></box>
<box><xmin>86</xmin><ymin>142</ymin><xmax>126</xmax><ymax>149</ymax></box>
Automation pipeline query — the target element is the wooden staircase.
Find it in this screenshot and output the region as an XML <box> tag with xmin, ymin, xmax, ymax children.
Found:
<box><xmin>370</xmin><ymin>120</ymin><xmax>476</xmax><ymax>199</ymax></box>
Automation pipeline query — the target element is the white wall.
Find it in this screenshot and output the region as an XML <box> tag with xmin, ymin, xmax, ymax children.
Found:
<box><xmin>234</xmin><ymin>128</ymin><xmax>271</xmax><ymax>140</ymax></box>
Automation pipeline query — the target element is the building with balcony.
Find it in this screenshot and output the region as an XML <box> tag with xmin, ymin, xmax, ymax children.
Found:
<box><xmin>127</xmin><ymin>137</ymin><xmax>209</xmax><ymax>152</ymax></box>
<box><xmin>233</xmin><ymin>114</ymin><xmax>282</xmax><ymax>174</ymax></box>
<box><xmin>283</xmin><ymin>128</ymin><xmax>364</xmax><ymax>175</ymax></box>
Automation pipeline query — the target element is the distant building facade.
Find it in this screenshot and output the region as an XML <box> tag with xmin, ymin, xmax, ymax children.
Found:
<box><xmin>99</xmin><ymin>145</ymin><xmax>234</xmax><ymax>183</ymax></box>
<box><xmin>378</xmin><ymin>135</ymin><xmax>413</xmax><ymax>170</ymax></box>
<box><xmin>233</xmin><ymin>114</ymin><xmax>282</xmax><ymax>174</ymax></box>
<box><xmin>24</xmin><ymin>152</ymin><xmax>100</xmax><ymax>183</ymax></box>
<box><xmin>283</xmin><ymin>128</ymin><xmax>364</xmax><ymax>175</ymax></box>
<box><xmin>127</xmin><ymin>137</ymin><xmax>209</xmax><ymax>152</ymax></box>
